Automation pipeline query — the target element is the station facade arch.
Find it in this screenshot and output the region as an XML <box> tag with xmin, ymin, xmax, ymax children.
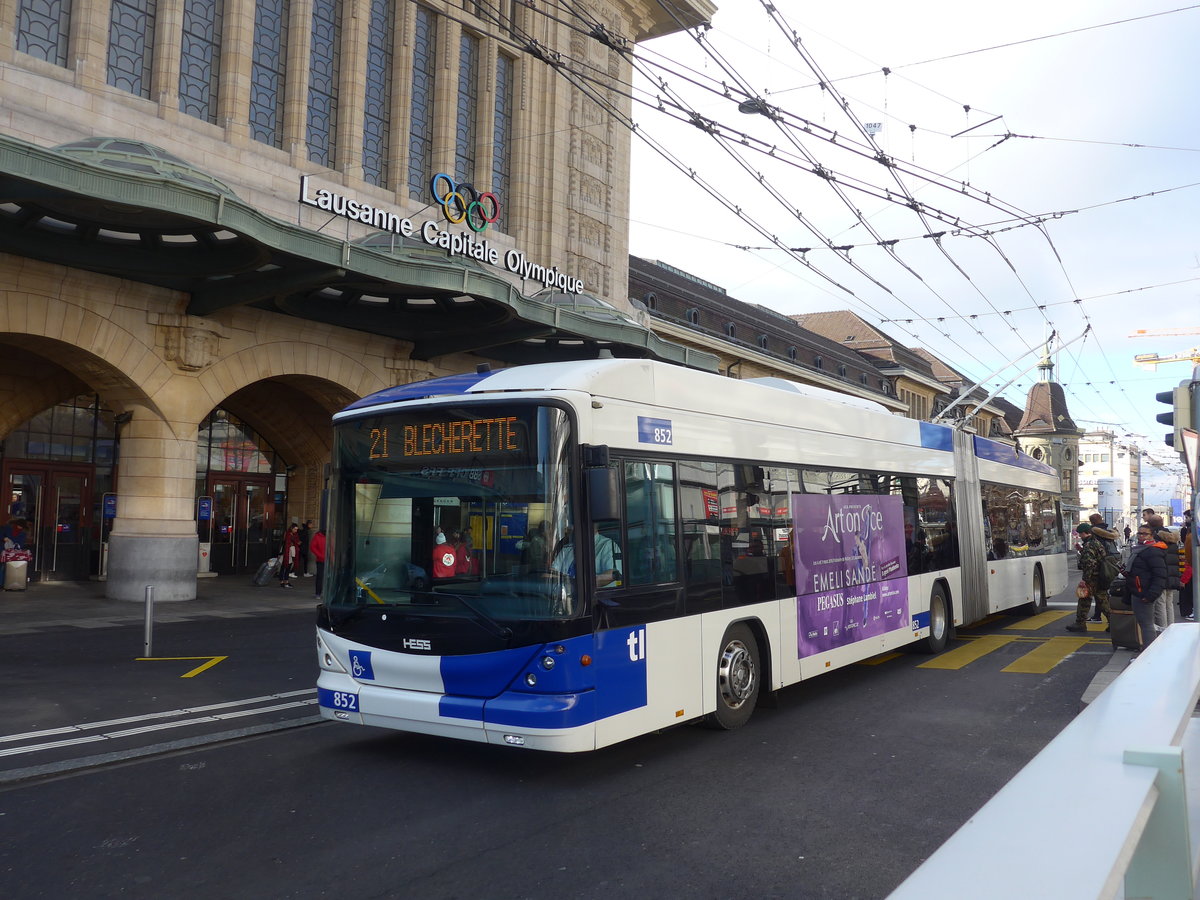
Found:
<box><xmin>0</xmin><ymin>266</ymin><xmax>465</xmax><ymax>601</ymax></box>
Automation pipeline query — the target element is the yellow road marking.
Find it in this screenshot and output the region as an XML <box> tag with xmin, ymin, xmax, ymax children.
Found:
<box><xmin>917</xmin><ymin>635</ymin><xmax>1018</xmax><ymax>669</ymax></box>
<box><xmin>136</xmin><ymin>656</ymin><xmax>228</xmax><ymax>678</ymax></box>
<box><xmin>857</xmin><ymin>652</ymin><xmax>903</xmax><ymax>666</ymax></box>
<box><xmin>1004</xmin><ymin>610</ymin><xmax>1072</xmax><ymax>630</ymax></box>
<box><xmin>969</xmin><ymin>614</ymin><xmax>1007</xmax><ymax>628</ymax></box>
<box><xmin>1002</xmin><ymin>637</ymin><xmax>1091</xmax><ymax>674</ymax></box>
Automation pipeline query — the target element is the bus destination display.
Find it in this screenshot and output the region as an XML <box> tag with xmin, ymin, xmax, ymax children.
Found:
<box><xmin>367</xmin><ymin>415</ymin><xmax>526</xmax><ymax>463</ymax></box>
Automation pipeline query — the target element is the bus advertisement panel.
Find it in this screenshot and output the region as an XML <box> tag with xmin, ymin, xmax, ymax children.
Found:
<box><xmin>792</xmin><ymin>493</ymin><xmax>909</xmax><ymax>656</ymax></box>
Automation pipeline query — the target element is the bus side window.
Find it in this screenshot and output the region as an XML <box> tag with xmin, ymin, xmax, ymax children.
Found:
<box><xmin>679</xmin><ymin>460</ymin><xmax>722</xmax><ymax>614</ymax></box>
<box><xmin>720</xmin><ymin>464</ymin><xmax>777</xmax><ymax>607</ymax></box>
<box><xmin>623</xmin><ymin>461</ymin><xmax>677</xmax><ymax>586</ymax></box>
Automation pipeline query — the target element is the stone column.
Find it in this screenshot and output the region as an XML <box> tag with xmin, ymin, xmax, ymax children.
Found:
<box><xmin>105</xmin><ymin>409</ymin><xmax>200</xmax><ymax>602</ymax></box>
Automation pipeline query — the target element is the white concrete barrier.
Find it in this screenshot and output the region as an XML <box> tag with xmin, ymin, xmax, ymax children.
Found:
<box><xmin>889</xmin><ymin>623</ymin><xmax>1200</xmax><ymax>900</ymax></box>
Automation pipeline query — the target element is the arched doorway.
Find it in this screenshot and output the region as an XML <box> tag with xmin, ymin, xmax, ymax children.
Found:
<box><xmin>195</xmin><ymin>410</ymin><xmax>287</xmax><ymax>576</ymax></box>
<box><xmin>0</xmin><ymin>395</ymin><xmax>116</xmax><ymax>581</ymax></box>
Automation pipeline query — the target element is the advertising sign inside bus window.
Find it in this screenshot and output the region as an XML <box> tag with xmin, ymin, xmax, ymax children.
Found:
<box><xmin>791</xmin><ymin>493</ymin><xmax>909</xmax><ymax>657</ymax></box>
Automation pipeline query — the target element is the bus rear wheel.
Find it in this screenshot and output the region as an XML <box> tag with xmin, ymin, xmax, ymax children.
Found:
<box><xmin>918</xmin><ymin>584</ymin><xmax>951</xmax><ymax>654</ymax></box>
<box><xmin>706</xmin><ymin>623</ymin><xmax>760</xmax><ymax>730</ymax></box>
<box><xmin>1022</xmin><ymin>566</ymin><xmax>1046</xmax><ymax>615</ymax></box>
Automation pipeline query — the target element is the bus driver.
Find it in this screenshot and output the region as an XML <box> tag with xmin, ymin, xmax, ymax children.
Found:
<box><xmin>552</xmin><ymin>524</ymin><xmax>620</xmax><ymax>588</ymax></box>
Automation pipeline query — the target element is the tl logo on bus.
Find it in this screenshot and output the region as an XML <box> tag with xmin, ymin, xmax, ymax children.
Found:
<box><xmin>626</xmin><ymin>628</ymin><xmax>647</xmax><ymax>662</ymax></box>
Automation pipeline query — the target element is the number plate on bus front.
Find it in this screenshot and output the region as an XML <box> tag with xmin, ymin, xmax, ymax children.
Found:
<box><xmin>318</xmin><ymin>688</ymin><xmax>359</xmax><ymax>712</ymax></box>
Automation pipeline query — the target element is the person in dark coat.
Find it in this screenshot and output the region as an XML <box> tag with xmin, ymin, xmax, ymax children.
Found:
<box><xmin>1127</xmin><ymin>524</ymin><xmax>1168</xmax><ymax>650</ymax></box>
<box><xmin>297</xmin><ymin>519</ymin><xmax>315</xmax><ymax>576</ymax></box>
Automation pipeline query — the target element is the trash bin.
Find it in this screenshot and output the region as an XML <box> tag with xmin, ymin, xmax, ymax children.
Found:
<box><xmin>4</xmin><ymin>559</ymin><xmax>28</xmax><ymax>591</ymax></box>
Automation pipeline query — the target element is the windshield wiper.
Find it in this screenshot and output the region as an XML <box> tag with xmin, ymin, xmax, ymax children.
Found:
<box><xmin>444</xmin><ymin>590</ymin><xmax>513</xmax><ymax>641</ymax></box>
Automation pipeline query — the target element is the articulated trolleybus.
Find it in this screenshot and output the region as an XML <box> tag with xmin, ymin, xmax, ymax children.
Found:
<box><xmin>316</xmin><ymin>359</ymin><xmax>1067</xmax><ymax>751</ymax></box>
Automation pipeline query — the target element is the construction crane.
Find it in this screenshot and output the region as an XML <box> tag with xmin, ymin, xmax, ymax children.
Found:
<box><xmin>1129</xmin><ymin>328</ymin><xmax>1200</xmax><ymax>338</ymax></box>
<box><xmin>1129</xmin><ymin>327</ymin><xmax>1200</xmax><ymax>368</ymax></box>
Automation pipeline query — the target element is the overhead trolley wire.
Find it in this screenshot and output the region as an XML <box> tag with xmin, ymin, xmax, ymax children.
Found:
<box><xmin>480</xmin><ymin>0</ymin><xmax>1144</xmax><ymax>425</ymax></box>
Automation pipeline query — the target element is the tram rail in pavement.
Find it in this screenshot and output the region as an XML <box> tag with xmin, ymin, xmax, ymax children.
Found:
<box><xmin>0</xmin><ymin>574</ymin><xmax>323</xmax><ymax>784</ymax></box>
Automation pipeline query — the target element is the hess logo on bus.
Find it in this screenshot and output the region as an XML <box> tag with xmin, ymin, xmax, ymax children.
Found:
<box><xmin>403</xmin><ymin>638</ymin><xmax>432</xmax><ymax>651</ymax></box>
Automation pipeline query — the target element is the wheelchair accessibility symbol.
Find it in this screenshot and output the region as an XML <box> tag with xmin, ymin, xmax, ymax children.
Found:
<box><xmin>349</xmin><ymin>650</ymin><xmax>375</xmax><ymax>680</ymax></box>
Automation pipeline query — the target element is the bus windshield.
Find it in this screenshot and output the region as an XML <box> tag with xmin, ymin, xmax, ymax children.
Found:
<box><xmin>325</xmin><ymin>403</ymin><xmax>579</xmax><ymax>621</ymax></box>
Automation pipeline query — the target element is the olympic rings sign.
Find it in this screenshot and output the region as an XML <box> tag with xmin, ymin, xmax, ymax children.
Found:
<box><xmin>430</xmin><ymin>173</ymin><xmax>500</xmax><ymax>232</ymax></box>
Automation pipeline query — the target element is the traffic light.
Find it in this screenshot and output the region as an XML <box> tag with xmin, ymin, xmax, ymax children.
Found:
<box><xmin>1155</xmin><ymin>380</ymin><xmax>1194</xmax><ymax>451</ymax></box>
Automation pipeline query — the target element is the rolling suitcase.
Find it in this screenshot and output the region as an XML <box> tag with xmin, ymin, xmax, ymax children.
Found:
<box><xmin>252</xmin><ymin>556</ymin><xmax>279</xmax><ymax>586</ymax></box>
<box><xmin>1108</xmin><ymin>606</ymin><xmax>1141</xmax><ymax>651</ymax></box>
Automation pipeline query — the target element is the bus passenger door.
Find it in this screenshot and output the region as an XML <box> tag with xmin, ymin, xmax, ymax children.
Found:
<box><xmin>594</xmin><ymin>460</ymin><xmax>682</xmax><ymax>629</ymax></box>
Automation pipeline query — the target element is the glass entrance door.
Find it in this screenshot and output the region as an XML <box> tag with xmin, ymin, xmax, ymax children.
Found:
<box><xmin>207</xmin><ymin>475</ymin><xmax>275</xmax><ymax>574</ymax></box>
<box><xmin>3</xmin><ymin>465</ymin><xmax>93</xmax><ymax>581</ymax></box>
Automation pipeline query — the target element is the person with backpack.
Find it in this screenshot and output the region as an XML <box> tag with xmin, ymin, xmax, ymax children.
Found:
<box><xmin>1069</xmin><ymin>523</ymin><xmax>1112</xmax><ymax>633</ymax></box>
<box><xmin>1085</xmin><ymin>514</ymin><xmax>1122</xmax><ymax>622</ymax></box>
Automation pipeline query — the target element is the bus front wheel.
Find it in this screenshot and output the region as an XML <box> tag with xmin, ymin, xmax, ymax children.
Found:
<box><xmin>706</xmin><ymin>623</ymin><xmax>761</xmax><ymax>730</ymax></box>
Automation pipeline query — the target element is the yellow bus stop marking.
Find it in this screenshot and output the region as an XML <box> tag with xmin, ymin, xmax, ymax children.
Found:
<box><xmin>1002</xmin><ymin>637</ymin><xmax>1092</xmax><ymax>674</ymax></box>
<box><xmin>1005</xmin><ymin>610</ymin><xmax>1072</xmax><ymax>630</ymax></box>
<box><xmin>917</xmin><ymin>635</ymin><xmax>1019</xmax><ymax>669</ymax></box>
<box><xmin>136</xmin><ymin>656</ymin><xmax>228</xmax><ymax>678</ymax></box>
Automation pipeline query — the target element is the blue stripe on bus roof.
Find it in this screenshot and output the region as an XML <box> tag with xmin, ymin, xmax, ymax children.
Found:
<box><xmin>919</xmin><ymin>422</ymin><xmax>954</xmax><ymax>452</ymax></box>
<box><xmin>341</xmin><ymin>371</ymin><xmax>491</xmax><ymax>411</ymax></box>
<box><xmin>973</xmin><ymin>435</ymin><xmax>1057</xmax><ymax>476</ymax></box>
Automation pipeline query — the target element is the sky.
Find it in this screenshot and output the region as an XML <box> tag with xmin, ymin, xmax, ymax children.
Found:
<box><xmin>625</xmin><ymin>1</ymin><xmax>1198</xmax><ymax>498</ymax></box>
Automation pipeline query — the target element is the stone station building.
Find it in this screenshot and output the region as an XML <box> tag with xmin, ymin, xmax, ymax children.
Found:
<box><xmin>0</xmin><ymin>0</ymin><xmax>715</xmax><ymax>600</ymax></box>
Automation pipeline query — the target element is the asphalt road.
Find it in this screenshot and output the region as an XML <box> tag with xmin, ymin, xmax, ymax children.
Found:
<box><xmin>0</xmin><ymin>606</ymin><xmax>1109</xmax><ymax>900</ymax></box>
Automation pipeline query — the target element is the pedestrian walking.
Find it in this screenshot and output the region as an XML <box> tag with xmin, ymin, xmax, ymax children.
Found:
<box><xmin>279</xmin><ymin>523</ymin><xmax>301</xmax><ymax>588</ymax></box>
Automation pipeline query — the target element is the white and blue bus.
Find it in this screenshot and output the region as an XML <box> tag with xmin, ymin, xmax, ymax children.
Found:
<box><xmin>316</xmin><ymin>359</ymin><xmax>1067</xmax><ymax>751</ymax></box>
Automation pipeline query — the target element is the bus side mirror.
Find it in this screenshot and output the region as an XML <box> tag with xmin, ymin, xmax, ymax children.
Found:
<box><xmin>587</xmin><ymin>467</ymin><xmax>621</xmax><ymax>521</ymax></box>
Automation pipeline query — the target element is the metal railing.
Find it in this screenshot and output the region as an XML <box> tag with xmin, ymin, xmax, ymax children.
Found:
<box><xmin>889</xmin><ymin>623</ymin><xmax>1200</xmax><ymax>900</ymax></box>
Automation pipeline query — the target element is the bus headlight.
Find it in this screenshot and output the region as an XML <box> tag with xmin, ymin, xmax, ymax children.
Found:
<box><xmin>541</xmin><ymin>656</ymin><xmax>556</xmax><ymax>670</ymax></box>
<box><xmin>525</xmin><ymin>672</ymin><xmax>537</xmax><ymax>686</ymax></box>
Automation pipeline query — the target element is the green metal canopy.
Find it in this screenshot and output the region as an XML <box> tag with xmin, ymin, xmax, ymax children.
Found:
<box><xmin>0</xmin><ymin>134</ymin><xmax>717</xmax><ymax>369</ymax></box>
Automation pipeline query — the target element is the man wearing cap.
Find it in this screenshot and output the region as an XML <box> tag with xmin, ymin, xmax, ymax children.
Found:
<box><xmin>1068</xmin><ymin>522</ymin><xmax>1110</xmax><ymax>633</ymax></box>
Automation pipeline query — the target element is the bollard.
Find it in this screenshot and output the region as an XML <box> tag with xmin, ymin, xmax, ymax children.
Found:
<box><xmin>143</xmin><ymin>585</ymin><xmax>154</xmax><ymax>657</ymax></box>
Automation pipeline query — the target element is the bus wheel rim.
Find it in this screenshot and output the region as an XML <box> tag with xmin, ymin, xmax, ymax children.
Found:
<box><xmin>719</xmin><ymin>639</ymin><xmax>755</xmax><ymax>708</ymax></box>
<box><xmin>931</xmin><ymin>595</ymin><xmax>946</xmax><ymax>640</ymax></box>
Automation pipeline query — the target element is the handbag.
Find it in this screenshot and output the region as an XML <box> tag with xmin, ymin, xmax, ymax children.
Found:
<box><xmin>1107</xmin><ymin>573</ymin><xmax>1127</xmax><ymax>602</ymax></box>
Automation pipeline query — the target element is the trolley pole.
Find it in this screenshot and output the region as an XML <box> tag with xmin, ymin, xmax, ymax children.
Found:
<box><xmin>143</xmin><ymin>585</ymin><xmax>154</xmax><ymax>657</ymax></box>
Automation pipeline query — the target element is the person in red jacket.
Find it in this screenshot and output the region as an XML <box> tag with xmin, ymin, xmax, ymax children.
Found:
<box><xmin>432</xmin><ymin>527</ymin><xmax>457</xmax><ymax>579</ymax></box>
<box><xmin>279</xmin><ymin>523</ymin><xmax>301</xmax><ymax>588</ymax></box>
<box><xmin>455</xmin><ymin>531</ymin><xmax>481</xmax><ymax>576</ymax></box>
<box><xmin>310</xmin><ymin>528</ymin><xmax>327</xmax><ymax>599</ymax></box>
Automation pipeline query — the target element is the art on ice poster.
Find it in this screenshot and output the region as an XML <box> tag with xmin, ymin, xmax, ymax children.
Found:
<box><xmin>791</xmin><ymin>493</ymin><xmax>909</xmax><ymax>657</ymax></box>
